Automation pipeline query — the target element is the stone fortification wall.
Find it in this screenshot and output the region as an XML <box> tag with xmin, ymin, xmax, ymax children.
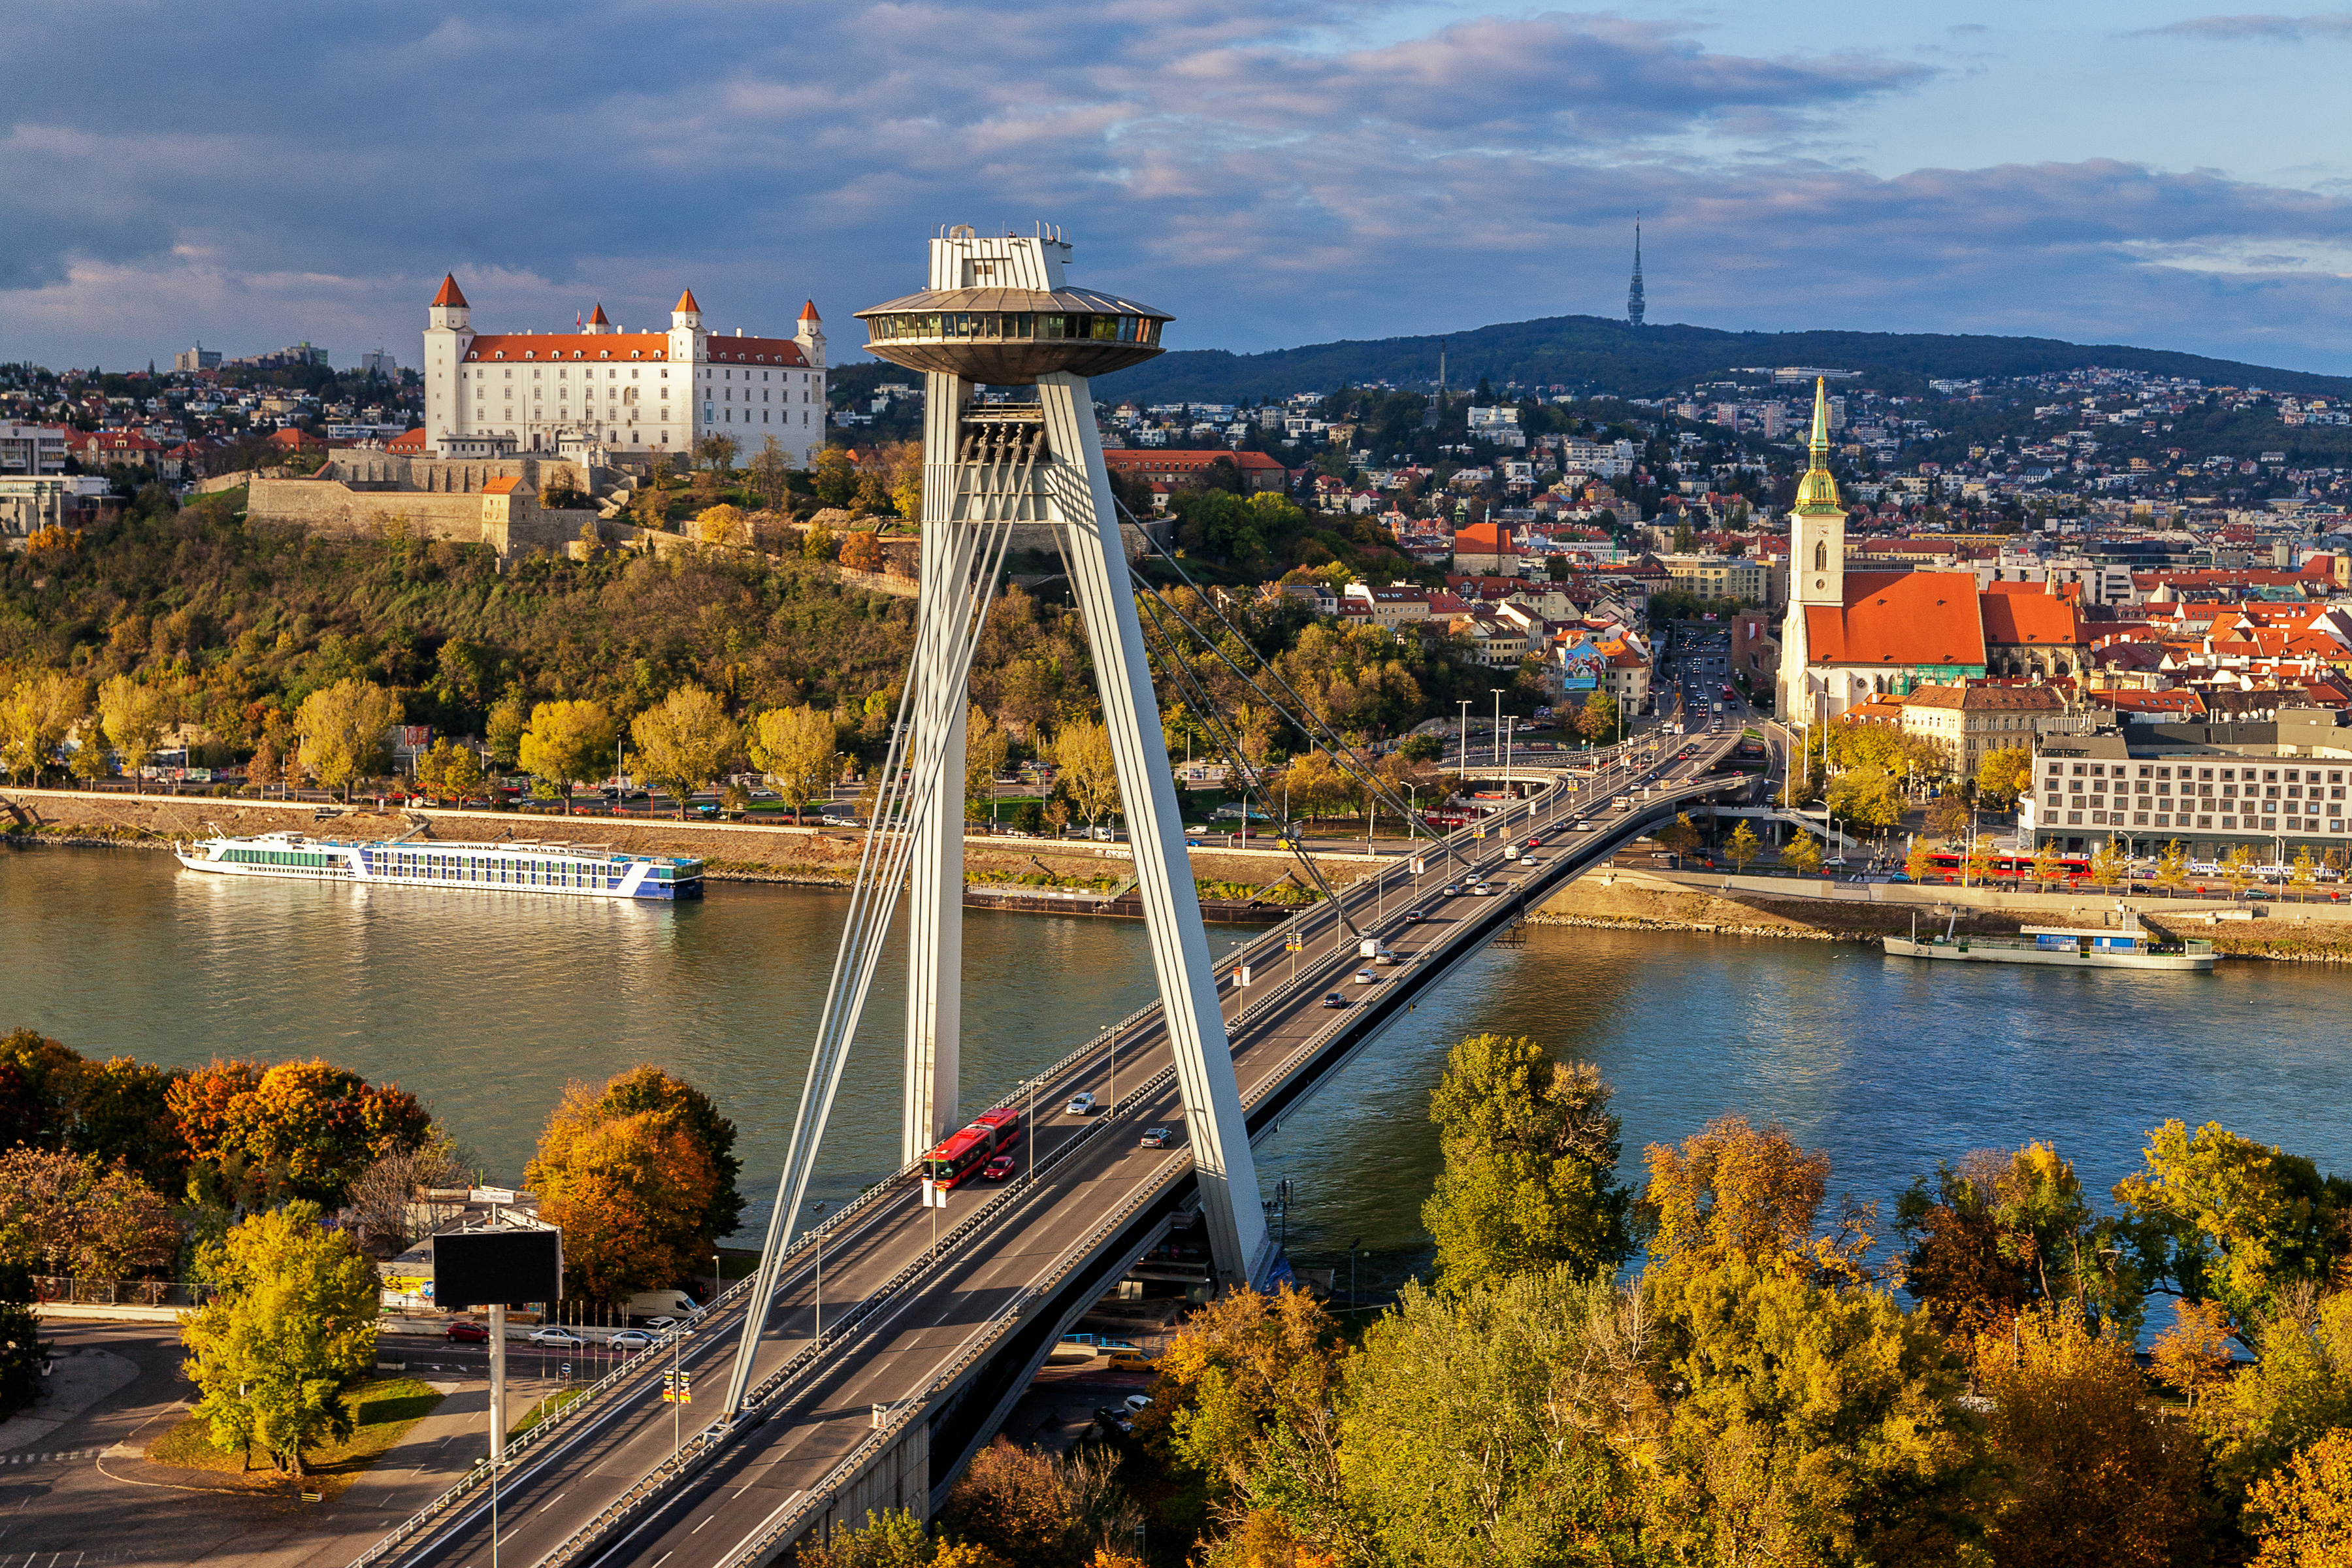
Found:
<box><xmin>247</xmin><ymin>468</ymin><xmax>583</xmax><ymax>560</ymax></box>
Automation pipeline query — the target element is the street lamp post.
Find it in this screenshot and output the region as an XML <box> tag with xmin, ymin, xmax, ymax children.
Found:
<box><xmin>1348</xmin><ymin>1235</ymin><xmax>1362</xmax><ymax>1316</ymax></box>
<box><xmin>809</xmin><ymin>1201</ymin><xmax>829</xmax><ymax>1341</ymax></box>
<box><xmin>1456</xmin><ymin>699</ymin><xmax>1473</xmax><ymax>798</ymax></box>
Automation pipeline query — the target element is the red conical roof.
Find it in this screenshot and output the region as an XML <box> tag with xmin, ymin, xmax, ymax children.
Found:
<box><xmin>800</xmin><ymin>299</ymin><xmax>821</xmax><ymax>321</ymax></box>
<box><xmin>588</xmin><ymin>302</ymin><xmax>610</xmax><ymax>325</ymax></box>
<box><xmin>674</xmin><ymin>287</ymin><xmax>701</xmax><ymax>314</ymax></box>
<box><xmin>431</xmin><ymin>273</ymin><xmax>468</xmax><ymax>308</ymax></box>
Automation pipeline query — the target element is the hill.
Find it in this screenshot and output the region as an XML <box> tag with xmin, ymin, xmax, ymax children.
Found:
<box><xmin>1092</xmin><ymin>315</ymin><xmax>2352</xmax><ymax>405</ymax></box>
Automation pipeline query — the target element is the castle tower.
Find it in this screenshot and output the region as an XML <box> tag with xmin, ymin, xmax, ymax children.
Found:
<box><xmin>584</xmin><ymin>302</ymin><xmax>610</xmax><ymax>336</ymax></box>
<box><xmin>423</xmin><ymin>274</ymin><xmax>474</xmax><ymax>455</ymax></box>
<box><xmin>1780</xmin><ymin>377</ymin><xmax>1844</xmax><ymax>717</ymax></box>
<box><xmin>795</xmin><ymin>300</ymin><xmax>826</xmax><ymax>370</ymax></box>
<box><xmin>1627</xmin><ymin>218</ymin><xmax>1646</xmax><ymax>328</ymax></box>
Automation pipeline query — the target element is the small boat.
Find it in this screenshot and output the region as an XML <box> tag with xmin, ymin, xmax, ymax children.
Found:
<box><xmin>1884</xmin><ymin>909</ymin><xmax>2214</xmax><ymax>972</ymax></box>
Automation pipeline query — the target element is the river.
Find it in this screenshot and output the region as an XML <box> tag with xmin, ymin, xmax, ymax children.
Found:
<box><xmin>5</xmin><ymin>845</ymin><xmax>2347</xmax><ymax>1294</ymax></box>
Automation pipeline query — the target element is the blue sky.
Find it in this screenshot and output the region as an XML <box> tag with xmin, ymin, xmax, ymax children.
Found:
<box><xmin>8</xmin><ymin>1</ymin><xmax>2352</xmax><ymax>374</ymax></box>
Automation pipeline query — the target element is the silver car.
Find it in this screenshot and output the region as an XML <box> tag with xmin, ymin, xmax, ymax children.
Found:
<box><xmin>1066</xmin><ymin>1091</ymin><xmax>1098</xmax><ymax>1116</ymax></box>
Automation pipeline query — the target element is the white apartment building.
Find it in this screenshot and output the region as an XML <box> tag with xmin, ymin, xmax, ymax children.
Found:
<box><xmin>421</xmin><ymin>276</ymin><xmax>827</xmax><ymax>463</ymax></box>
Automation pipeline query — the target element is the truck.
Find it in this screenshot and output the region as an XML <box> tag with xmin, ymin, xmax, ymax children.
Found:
<box><xmin>625</xmin><ymin>1289</ymin><xmax>704</xmax><ymax>1324</ymax></box>
<box><xmin>1502</xmin><ymin>843</ymin><xmax>1522</xmax><ymax>862</ymax></box>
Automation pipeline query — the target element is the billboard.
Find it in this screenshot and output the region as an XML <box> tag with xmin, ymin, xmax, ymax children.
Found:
<box><xmin>433</xmin><ymin>1225</ymin><xmax>563</xmax><ymax>1309</ymax></box>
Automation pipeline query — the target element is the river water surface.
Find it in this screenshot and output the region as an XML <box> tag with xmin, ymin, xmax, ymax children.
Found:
<box><xmin>5</xmin><ymin>845</ymin><xmax>2347</xmax><ymax>1291</ymax></box>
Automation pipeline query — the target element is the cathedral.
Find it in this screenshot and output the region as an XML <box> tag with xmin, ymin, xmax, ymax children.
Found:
<box><xmin>1778</xmin><ymin>379</ymin><xmax>2087</xmax><ymax>719</ymax></box>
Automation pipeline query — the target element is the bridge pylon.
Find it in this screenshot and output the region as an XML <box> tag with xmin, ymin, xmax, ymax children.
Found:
<box><xmin>723</xmin><ymin>227</ymin><xmax>1273</xmax><ymax>1420</ymax></box>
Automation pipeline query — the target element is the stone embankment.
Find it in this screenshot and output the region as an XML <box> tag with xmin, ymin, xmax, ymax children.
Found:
<box><xmin>1535</xmin><ymin>867</ymin><xmax>2352</xmax><ymax>962</ymax></box>
<box><xmin>0</xmin><ymin>787</ymin><xmax>1354</xmax><ymax>893</ymax></box>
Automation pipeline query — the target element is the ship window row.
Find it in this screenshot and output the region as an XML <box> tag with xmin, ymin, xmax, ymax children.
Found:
<box><xmin>867</xmin><ymin>312</ymin><xmax>1160</xmax><ymax>346</ymax></box>
<box><xmin>225</xmin><ymin>848</ymin><xmax>335</xmax><ymax>868</ymax></box>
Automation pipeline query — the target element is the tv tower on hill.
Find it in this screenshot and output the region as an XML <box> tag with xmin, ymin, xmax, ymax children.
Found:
<box><xmin>1627</xmin><ymin>216</ymin><xmax>1646</xmax><ymax>327</ymax></box>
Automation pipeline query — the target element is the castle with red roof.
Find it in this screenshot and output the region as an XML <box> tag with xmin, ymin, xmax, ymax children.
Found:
<box><xmin>420</xmin><ymin>275</ymin><xmax>826</xmax><ymax>465</ymax></box>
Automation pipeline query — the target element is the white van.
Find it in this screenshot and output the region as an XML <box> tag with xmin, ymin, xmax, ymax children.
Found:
<box><xmin>625</xmin><ymin>1289</ymin><xmax>704</xmax><ymax>1323</ymax></box>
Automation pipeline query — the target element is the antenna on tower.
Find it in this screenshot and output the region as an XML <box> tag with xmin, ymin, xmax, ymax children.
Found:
<box><xmin>1627</xmin><ymin>213</ymin><xmax>1646</xmax><ymax>329</ymax></box>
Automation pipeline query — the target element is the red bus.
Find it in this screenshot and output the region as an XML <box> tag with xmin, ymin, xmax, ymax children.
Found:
<box><xmin>1918</xmin><ymin>851</ymin><xmax>2092</xmax><ymax>885</ymax></box>
<box><xmin>922</xmin><ymin>1107</ymin><xmax>1022</xmax><ymax>1189</ymax></box>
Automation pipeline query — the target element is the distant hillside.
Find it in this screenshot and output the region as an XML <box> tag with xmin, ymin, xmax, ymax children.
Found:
<box><xmin>1092</xmin><ymin>316</ymin><xmax>2352</xmax><ymax>404</ymax></box>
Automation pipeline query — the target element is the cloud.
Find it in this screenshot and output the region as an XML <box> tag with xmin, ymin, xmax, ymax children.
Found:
<box><xmin>2133</xmin><ymin>12</ymin><xmax>2352</xmax><ymax>39</ymax></box>
<box><xmin>7</xmin><ymin>2</ymin><xmax>2352</xmax><ymax>373</ymax></box>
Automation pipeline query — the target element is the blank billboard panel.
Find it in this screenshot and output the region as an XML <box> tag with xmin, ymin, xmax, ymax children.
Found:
<box><xmin>434</xmin><ymin>1227</ymin><xmax>563</xmax><ymax>1308</ymax></box>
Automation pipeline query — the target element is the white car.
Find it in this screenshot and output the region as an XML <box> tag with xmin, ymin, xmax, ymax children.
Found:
<box><xmin>1066</xmin><ymin>1091</ymin><xmax>1098</xmax><ymax>1116</ymax></box>
<box><xmin>1353</xmin><ymin>968</ymin><xmax>1378</xmax><ymax>984</ymax></box>
<box><xmin>528</xmin><ymin>1326</ymin><xmax>585</xmax><ymax>1348</ymax></box>
<box><xmin>1123</xmin><ymin>1394</ymin><xmax>1152</xmax><ymax>1414</ymax></box>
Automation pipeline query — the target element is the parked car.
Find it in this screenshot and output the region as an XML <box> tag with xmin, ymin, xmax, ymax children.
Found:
<box><xmin>1320</xmin><ymin>992</ymin><xmax>1348</xmax><ymax>1008</ymax></box>
<box><xmin>644</xmin><ymin>1316</ymin><xmax>683</xmax><ymax>1335</ymax></box>
<box><xmin>1094</xmin><ymin>1407</ymin><xmax>1134</xmax><ymax>1436</ymax></box>
<box><xmin>446</xmin><ymin>1319</ymin><xmax>489</xmax><ymax>1343</ymax></box>
<box><xmin>529</xmin><ymin>1326</ymin><xmax>586</xmax><ymax>1348</ymax></box>
<box><xmin>608</xmin><ymin>1328</ymin><xmax>657</xmax><ymax>1352</ymax></box>
<box><xmin>1103</xmin><ymin>1349</ymin><xmax>1156</xmax><ymax>1373</ymax></box>
<box><xmin>1139</xmin><ymin>1127</ymin><xmax>1174</xmax><ymax>1149</ymax></box>
<box><xmin>1122</xmin><ymin>1394</ymin><xmax>1153</xmax><ymax>1414</ymax></box>
<box><xmin>1066</xmin><ymin>1091</ymin><xmax>1098</xmax><ymax>1116</ymax></box>
<box><xmin>983</xmin><ymin>1154</ymin><xmax>1017</xmax><ymax>1180</ymax></box>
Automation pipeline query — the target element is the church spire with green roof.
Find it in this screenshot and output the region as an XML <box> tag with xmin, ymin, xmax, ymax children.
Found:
<box><xmin>1793</xmin><ymin>376</ymin><xmax>1842</xmax><ymax>515</ymax></box>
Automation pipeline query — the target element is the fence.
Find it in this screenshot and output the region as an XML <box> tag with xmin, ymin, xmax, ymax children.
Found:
<box><xmin>34</xmin><ymin>1277</ymin><xmax>212</xmax><ymax>1308</ymax></box>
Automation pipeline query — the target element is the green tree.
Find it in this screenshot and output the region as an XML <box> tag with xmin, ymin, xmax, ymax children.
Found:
<box><xmin>2090</xmin><ymin>834</ymin><xmax>2128</xmax><ymax>890</ymax></box>
<box><xmin>811</xmin><ymin>447</ymin><xmax>858</xmax><ymax>508</ymax></box>
<box><xmin>2289</xmin><ymin>844</ymin><xmax>2321</xmax><ymax>896</ymax></box>
<box><xmin>0</xmin><ymin>672</ymin><xmax>88</xmax><ymax>783</ymax></box>
<box><xmin>630</xmin><ymin>455</ymin><xmax>673</xmax><ymax>529</ymax></box>
<box><xmin>181</xmin><ymin>1202</ymin><xmax>379</xmax><ymax>1475</ymax></box>
<box><xmin>747</xmin><ymin>704</ymin><xmax>839</xmax><ymax>823</ymax></box>
<box><xmin>484</xmin><ymin>695</ymin><xmax>528</xmax><ymax>770</ymax></box>
<box><xmin>1906</xmin><ymin>836</ymin><xmax>1938</xmax><ymax>882</ymax></box>
<box><xmin>0</xmin><ymin>1147</ymin><xmax>176</xmax><ymax>1281</ymax></box>
<box><xmin>97</xmin><ymin>674</ymin><xmax>169</xmax><ymax>777</ymax></box>
<box><xmin>1824</xmin><ymin>764</ymin><xmax>1903</xmax><ymax>834</ymax></box>
<box><xmin>2030</xmin><ymin>840</ymin><xmax>2063</xmax><ymax>889</ymax></box>
<box><xmin>1049</xmin><ymin>717</ymin><xmax>1121</xmax><ymax>832</ymax></box>
<box><xmin>1974</xmin><ymin>744</ymin><xmax>2033</xmax><ymax>809</ymax></box>
<box><xmin>1724</xmin><ymin>820</ymin><xmax>1760</xmax><ymax>871</ymax></box>
<box><xmin>0</xmin><ymin>1267</ymin><xmax>47</xmax><ymax>1419</ymax></box>
<box><xmin>802</xmin><ymin>517</ymin><xmax>838</xmax><ymax>561</ymax></box>
<box><xmin>2189</xmin><ymin>1285</ymin><xmax>2352</xmax><ymax>1522</ymax></box>
<box><xmin>2153</xmin><ymin>839</ymin><xmax>2191</xmax><ymax>892</ymax></box>
<box><xmin>518</xmin><ymin>699</ymin><xmax>620</xmax><ymax>814</ymax></box>
<box><xmin>1780</xmin><ymin>831</ymin><xmax>1823</xmax><ymax>875</ymax></box>
<box><xmin>965</xmin><ymin>705</ymin><xmax>1009</xmax><ymax>823</ymax></box>
<box><xmin>1421</xmin><ymin>1034</ymin><xmax>1631</xmax><ymax>1292</ymax></box>
<box><xmin>1575</xmin><ymin>689</ymin><xmax>1618</xmax><ymax>744</ymax></box>
<box><xmin>1640</xmin><ymin>1119</ymin><xmax>1987</xmax><ymax>1564</ymax></box>
<box><xmin>2114</xmin><ymin>1120</ymin><xmax>2352</xmax><ymax>1345</ymax></box>
<box><xmin>693</xmin><ymin>433</ymin><xmax>739</xmax><ymax>473</ymax></box>
<box><xmin>1927</xmin><ymin>791</ymin><xmax>1972</xmax><ymax>840</ymax></box>
<box><xmin>1341</xmin><ymin>1271</ymin><xmax>1648</xmax><ymax>1568</ymax></box>
<box><xmin>629</xmin><ymin>684</ymin><xmax>738</xmax><ymax>818</ymax></box>
<box><xmin>292</xmin><ymin>678</ymin><xmax>400</xmax><ymax>802</ymax></box>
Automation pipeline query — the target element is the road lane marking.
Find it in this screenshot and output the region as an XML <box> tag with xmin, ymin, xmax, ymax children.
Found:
<box><xmin>691</xmin><ymin>1514</ymin><xmax>715</xmax><ymax>1533</ymax></box>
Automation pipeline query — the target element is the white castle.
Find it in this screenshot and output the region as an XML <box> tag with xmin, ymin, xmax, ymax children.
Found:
<box><xmin>420</xmin><ymin>275</ymin><xmax>827</xmax><ymax>465</ymax></box>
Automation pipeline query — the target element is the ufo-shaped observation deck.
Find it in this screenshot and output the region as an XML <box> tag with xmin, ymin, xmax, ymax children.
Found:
<box><xmin>854</xmin><ymin>286</ymin><xmax>1172</xmax><ymax>383</ymax></box>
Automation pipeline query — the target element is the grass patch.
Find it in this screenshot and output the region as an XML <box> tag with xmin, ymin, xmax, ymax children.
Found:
<box><xmin>512</xmin><ymin>1386</ymin><xmax>587</xmax><ymax>1436</ymax></box>
<box><xmin>145</xmin><ymin>1375</ymin><xmax>444</xmax><ymax>1501</ymax></box>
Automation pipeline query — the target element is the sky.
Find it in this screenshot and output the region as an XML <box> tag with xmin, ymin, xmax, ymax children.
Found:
<box><xmin>9</xmin><ymin>1</ymin><xmax>2352</xmax><ymax>375</ymax></box>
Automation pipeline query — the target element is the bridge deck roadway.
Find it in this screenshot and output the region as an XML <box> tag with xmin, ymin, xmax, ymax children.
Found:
<box><xmin>377</xmin><ymin>718</ymin><xmax>1757</xmax><ymax>1568</ymax></box>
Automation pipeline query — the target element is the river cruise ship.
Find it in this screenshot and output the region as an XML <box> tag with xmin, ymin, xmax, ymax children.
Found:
<box><xmin>1884</xmin><ymin>910</ymin><xmax>2212</xmax><ymax>972</ymax></box>
<box><xmin>174</xmin><ymin>831</ymin><xmax>703</xmax><ymax>901</ymax></box>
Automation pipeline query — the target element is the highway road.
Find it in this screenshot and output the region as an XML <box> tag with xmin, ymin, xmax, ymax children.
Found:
<box><xmin>368</xmin><ymin>719</ymin><xmax>1752</xmax><ymax>1568</ymax></box>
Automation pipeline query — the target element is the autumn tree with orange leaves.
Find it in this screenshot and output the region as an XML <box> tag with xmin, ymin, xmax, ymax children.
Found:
<box><xmin>167</xmin><ymin>1058</ymin><xmax>431</xmax><ymax>1207</ymax></box>
<box><xmin>527</xmin><ymin>1066</ymin><xmax>736</xmax><ymax>1302</ymax></box>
